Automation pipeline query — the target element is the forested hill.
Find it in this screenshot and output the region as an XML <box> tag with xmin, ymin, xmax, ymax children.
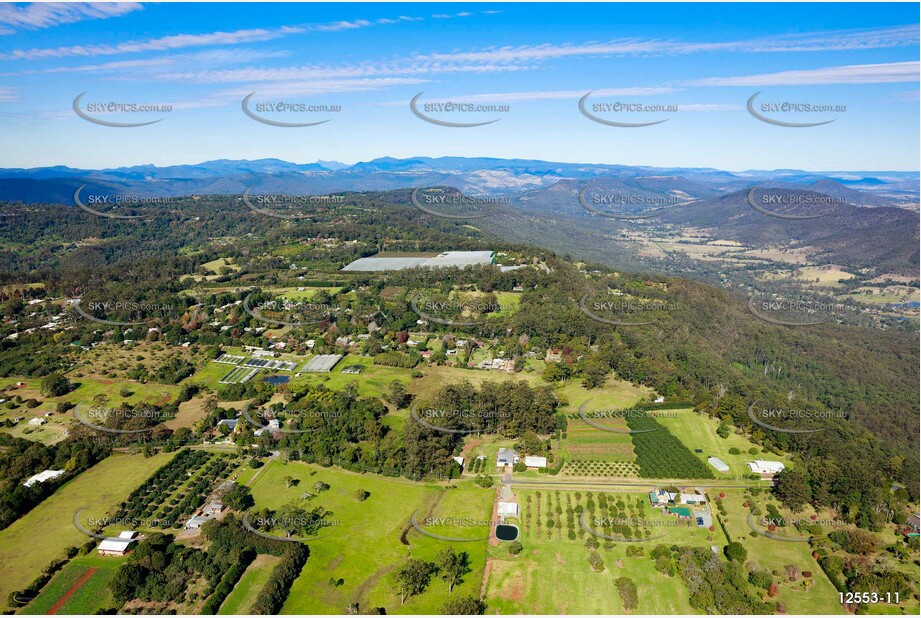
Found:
<box><xmin>0</xmin><ymin>188</ymin><xmax>917</xmax><ymax>521</ymax></box>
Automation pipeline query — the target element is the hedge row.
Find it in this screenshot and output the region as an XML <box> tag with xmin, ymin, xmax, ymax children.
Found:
<box><xmin>251</xmin><ymin>544</ymin><xmax>310</xmax><ymax>615</ymax></box>
<box><xmin>200</xmin><ymin>549</ymin><xmax>256</xmax><ymax>614</ymax></box>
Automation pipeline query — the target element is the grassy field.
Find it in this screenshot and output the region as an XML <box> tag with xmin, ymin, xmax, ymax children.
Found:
<box><xmin>554</xmin><ymin>373</ymin><xmax>654</xmax><ymax>414</ymax></box>
<box><xmin>278</xmin><ymin>286</ymin><xmax>343</xmax><ymax>300</ymax></box>
<box><xmin>484</xmin><ymin>488</ymin><xmax>710</xmax><ymax>614</ymax></box>
<box><xmin>0</xmin><ymin>451</ymin><xmax>176</xmax><ymax>611</ymax></box>
<box><xmin>246</xmin><ymin>459</ymin><xmax>493</xmax><ymax>615</ymax></box>
<box><xmin>493</xmin><ymin>292</ymin><xmax>521</xmax><ymax>317</ymax></box>
<box><xmin>21</xmin><ymin>554</ymin><xmax>119</xmax><ymax>615</ymax></box>
<box><xmin>217</xmin><ymin>554</ymin><xmax>281</xmax><ymax>615</ymax></box>
<box><xmin>656</xmin><ymin>408</ymin><xmax>790</xmax><ymax>478</ymax></box>
<box><xmin>291</xmin><ymin>355</ymin><xmax>411</xmax><ymax>399</ymax></box>
<box><xmin>793</xmin><ymin>266</ymin><xmax>856</xmax><ymax>286</ymax></box>
<box><xmin>561</xmin><ymin>416</ymin><xmax>637</xmax><ymax>464</ymax></box>
<box><xmin>408</xmin><ymin>365</ymin><xmax>542</xmax><ymax>402</ymax></box>
<box><xmin>719</xmin><ymin>489</ymin><xmax>845</xmax><ymax>615</ymax></box>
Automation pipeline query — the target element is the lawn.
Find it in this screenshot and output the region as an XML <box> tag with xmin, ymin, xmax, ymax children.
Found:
<box><xmin>656</xmin><ymin>408</ymin><xmax>791</xmax><ymax>478</ymax></box>
<box><xmin>493</xmin><ymin>291</ymin><xmax>521</xmax><ymax>317</ymax></box>
<box><xmin>484</xmin><ymin>488</ymin><xmax>706</xmax><ymax>614</ymax></box>
<box><xmin>718</xmin><ymin>489</ymin><xmax>845</xmax><ymax>615</ymax></box>
<box><xmin>290</xmin><ymin>355</ymin><xmax>411</xmax><ymax>399</ymax></box>
<box><xmin>408</xmin><ymin>365</ymin><xmax>543</xmax><ymax>403</ymax></box>
<box><xmin>245</xmin><ymin>459</ymin><xmax>493</xmax><ymax>615</ymax></box>
<box><xmin>0</xmin><ymin>451</ymin><xmax>176</xmax><ymax>611</ymax></box>
<box><xmin>554</xmin><ymin>373</ymin><xmax>654</xmax><ymax>414</ymax></box>
<box><xmin>218</xmin><ymin>554</ymin><xmax>281</xmax><ymax>615</ymax></box>
<box><xmin>0</xmin><ymin>374</ymin><xmax>179</xmax><ymax>429</ymax></box>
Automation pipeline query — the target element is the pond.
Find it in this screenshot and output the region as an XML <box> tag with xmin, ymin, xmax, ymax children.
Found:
<box><xmin>262</xmin><ymin>375</ymin><xmax>290</xmax><ymax>385</ymax></box>
<box><xmin>495</xmin><ymin>524</ymin><xmax>519</xmax><ymax>541</ymax></box>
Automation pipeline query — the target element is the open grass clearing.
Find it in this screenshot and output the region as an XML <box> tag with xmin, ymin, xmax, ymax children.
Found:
<box><xmin>0</xmin><ymin>451</ymin><xmax>176</xmax><ymax>611</ymax></box>
<box><xmin>217</xmin><ymin>554</ymin><xmax>281</xmax><ymax>615</ymax></box>
<box><xmin>655</xmin><ymin>409</ymin><xmax>789</xmax><ymax>478</ymax></box>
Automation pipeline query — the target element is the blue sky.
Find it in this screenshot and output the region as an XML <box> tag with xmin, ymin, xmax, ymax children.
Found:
<box><xmin>0</xmin><ymin>2</ymin><xmax>918</xmax><ymax>170</ymax></box>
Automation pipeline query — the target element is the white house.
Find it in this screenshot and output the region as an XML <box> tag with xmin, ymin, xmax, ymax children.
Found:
<box><xmin>27</xmin><ymin>417</ymin><xmax>46</xmax><ymax>426</ymax></box>
<box><xmin>680</xmin><ymin>491</ymin><xmax>707</xmax><ymax>505</ymax></box>
<box><xmin>707</xmin><ymin>457</ymin><xmax>730</xmax><ymax>473</ymax></box>
<box><xmin>498</xmin><ymin>502</ymin><xmax>519</xmax><ymax>518</ymax></box>
<box><xmin>185</xmin><ymin>515</ymin><xmax>212</xmax><ymax>529</ymax></box>
<box><xmin>747</xmin><ymin>459</ymin><xmax>786</xmax><ymax>476</ymax></box>
<box><xmin>452</xmin><ymin>456</ymin><xmax>465</xmax><ymax>469</ymax></box>
<box><xmin>23</xmin><ymin>469</ymin><xmax>65</xmax><ymax>487</ymax></box>
<box><xmin>98</xmin><ymin>534</ymin><xmax>136</xmax><ymax>557</ymax></box>
<box><xmin>523</xmin><ymin>456</ymin><xmax>547</xmax><ymax>468</ymax></box>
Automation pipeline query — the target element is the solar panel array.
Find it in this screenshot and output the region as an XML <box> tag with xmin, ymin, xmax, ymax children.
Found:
<box><xmin>242</xmin><ymin>358</ymin><xmax>297</xmax><ymax>371</ymax></box>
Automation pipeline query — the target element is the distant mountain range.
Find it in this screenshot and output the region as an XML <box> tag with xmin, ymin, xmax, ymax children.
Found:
<box><xmin>0</xmin><ymin>156</ymin><xmax>917</xmax><ymax>211</ymax></box>
<box><xmin>1</xmin><ymin>156</ymin><xmax>916</xmax><ymax>276</ymax></box>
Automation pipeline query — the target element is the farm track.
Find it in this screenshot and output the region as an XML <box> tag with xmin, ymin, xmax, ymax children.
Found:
<box><xmin>46</xmin><ymin>567</ymin><xmax>97</xmax><ymax>615</ymax></box>
<box><xmin>509</xmin><ymin>478</ymin><xmax>768</xmax><ymax>491</ymax></box>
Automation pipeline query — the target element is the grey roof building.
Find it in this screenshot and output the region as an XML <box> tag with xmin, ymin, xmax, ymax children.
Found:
<box><xmin>497</xmin><ymin>448</ymin><xmax>519</xmax><ymax>466</ymax></box>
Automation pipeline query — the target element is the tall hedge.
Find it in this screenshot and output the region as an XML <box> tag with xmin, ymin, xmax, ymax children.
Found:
<box><xmin>251</xmin><ymin>544</ymin><xmax>310</xmax><ymax>614</ymax></box>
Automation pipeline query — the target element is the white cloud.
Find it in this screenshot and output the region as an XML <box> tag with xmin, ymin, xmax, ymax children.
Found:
<box><xmin>413</xmin><ymin>25</ymin><xmax>918</xmax><ymax>65</ymax></box>
<box><xmin>0</xmin><ymin>2</ymin><xmax>142</xmax><ymax>34</ymax></box>
<box><xmin>687</xmin><ymin>61</ymin><xmax>920</xmax><ymax>86</ymax></box>
<box><xmin>1</xmin><ymin>48</ymin><xmax>291</xmax><ymax>77</ymax></box>
<box><xmin>1</xmin><ymin>26</ymin><xmax>305</xmax><ymax>61</ymax></box>
<box><xmin>0</xmin><ymin>86</ymin><xmax>18</xmax><ymax>102</ymax></box>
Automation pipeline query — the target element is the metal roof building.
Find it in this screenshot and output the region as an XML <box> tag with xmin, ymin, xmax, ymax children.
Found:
<box><xmin>342</xmin><ymin>251</ymin><xmax>494</xmax><ymax>272</ymax></box>
<box><xmin>301</xmin><ymin>354</ymin><xmax>343</xmax><ymax>373</ymax></box>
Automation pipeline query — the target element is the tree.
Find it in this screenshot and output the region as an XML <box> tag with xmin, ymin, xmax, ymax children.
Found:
<box><xmin>474</xmin><ymin>474</ymin><xmax>493</xmax><ymax>488</ymax></box>
<box><xmin>40</xmin><ymin>373</ymin><xmax>72</xmax><ymax>397</ymax></box>
<box><xmin>283</xmin><ymin>475</ymin><xmax>299</xmax><ymax>489</ymax></box>
<box><xmin>392</xmin><ymin>559</ymin><xmax>435</xmax><ymax>604</ymax></box>
<box><xmin>581</xmin><ymin>358</ymin><xmax>609</xmax><ymax>389</ymax></box>
<box><xmin>616</xmin><ymin>577</ymin><xmax>638</xmax><ymax>612</ymax></box>
<box><xmin>515</xmin><ymin>431</ymin><xmax>544</xmax><ymax>456</ymax></box>
<box><xmin>442</xmin><ymin>596</ymin><xmax>486</xmax><ymax>615</ymax></box>
<box><xmin>385</xmin><ymin>380</ymin><xmax>410</xmax><ymax>409</ymax></box>
<box><xmin>542</xmin><ymin>362</ymin><xmax>567</xmax><ymax>383</ymax></box>
<box><xmin>774</xmin><ymin>468</ymin><xmax>811</xmax><ymax>513</ymax></box>
<box><xmin>223</xmin><ymin>483</ymin><xmax>254</xmax><ymax>511</ymax></box>
<box><xmin>436</xmin><ymin>548</ymin><xmax>471</xmax><ymax>593</ymax></box>
<box><xmin>508</xmin><ymin>541</ymin><xmax>523</xmax><ymax>555</ymax></box>
<box><xmin>587</xmin><ymin>550</ymin><xmax>604</xmax><ymax>571</ymax></box>
<box><xmin>725</xmin><ymin>541</ymin><xmax>748</xmax><ymax>562</ymax></box>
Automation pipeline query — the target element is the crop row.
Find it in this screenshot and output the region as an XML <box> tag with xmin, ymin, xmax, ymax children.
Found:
<box><xmin>625</xmin><ymin>414</ymin><xmax>714</xmax><ymax>479</ymax></box>
<box><xmin>562</xmin><ymin>460</ymin><xmax>640</xmax><ymax>477</ymax></box>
